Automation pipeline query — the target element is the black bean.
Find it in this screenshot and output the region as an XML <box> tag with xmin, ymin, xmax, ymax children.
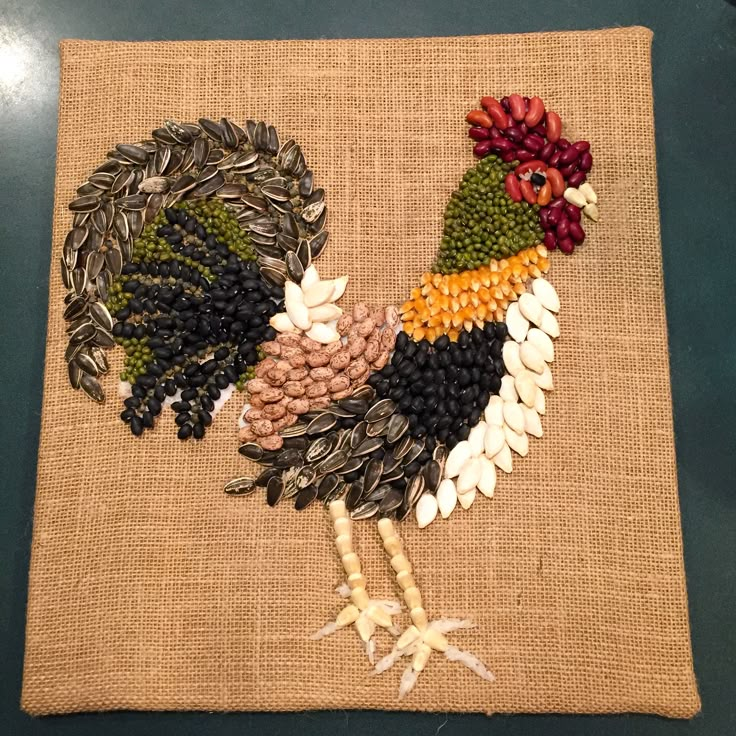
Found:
<box><xmin>177</xmin><ymin>423</ymin><xmax>193</xmax><ymax>440</ymax></box>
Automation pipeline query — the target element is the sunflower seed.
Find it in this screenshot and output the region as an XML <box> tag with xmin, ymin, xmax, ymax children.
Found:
<box><xmin>190</xmin><ymin>172</ymin><xmax>225</xmax><ymax>197</ymax></box>
<box><xmin>379</xmin><ymin>488</ymin><xmax>404</xmax><ymax>514</ymax></box>
<box><xmin>309</xmin><ymin>231</ymin><xmax>329</xmax><ymax>259</ymax></box>
<box><xmin>365</xmin><ymin>484</ymin><xmax>391</xmax><ymax>502</ymax></box>
<box><xmin>299</xmin><ymin>170</ymin><xmax>314</xmax><ymax>198</ymax></box>
<box><xmin>345</xmin><ymin>479</ymin><xmax>364</xmax><ymax>511</ymax></box>
<box><xmin>316</xmin><ymin>473</ymin><xmax>340</xmax><ymax>501</ymax></box>
<box><xmin>351</xmin><ymin>501</ymin><xmax>379</xmax><ymax>520</ymax></box>
<box><xmin>394</xmin><ymin>434</ymin><xmax>414</xmax><ymax>460</ymax></box>
<box><xmin>254</xmin><ymin>121</ymin><xmax>268</xmax><ymax>151</ymax></box>
<box><xmin>86</xmin><ymin>251</ymin><xmax>105</xmax><ymax>280</ymax></box>
<box><xmin>71</xmin><ymin>268</ymin><xmax>88</xmax><ymax>295</ymax></box>
<box><xmin>90</xmin><ymin>345</ymin><xmax>109</xmax><ymax>373</ymax></box>
<box><xmin>350</xmin><ymin>422</ymin><xmax>367</xmax><ymax>449</ymax></box>
<box><xmin>402</xmin><ymin>438</ymin><xmax>425</xmax><ymax>466</ymax></box>
<box><xmin>365</xmin><ymin>399</ymin><xmax>396</xmax><ymax>424</ymax></box>
<box><xmin>338</xmin><ymin>456</ymin><xmax>363</xmax><ymax>475</ymax></box>
<box><xmin>284</xmin><ymin>251</ymin><xmax>304</xmax><ymax>282</ymax></box>
<box><xmin>239</xmin><ymin>442</ymin><xmax>264</xmax><ymax>461</ymax></box>
<box><xmin>352</xmin><ymin>436</ymin><xmax>384</xmax><ymax>457</ymax></box>
<box><xmin>338</xmin><ymin>398</ymin><xmax>369</xmax><ymax>416</ymax></box>
<box><xmin>386</xmin><ymin>413</ymin><xmax>409</xmax><ymax>444</ymax></box>
<box><xmin>63</xmin><ymin>296</ymin><xmax>87</xmax><ymax>321</ymax></box>
<box><xmin>116</xmin><ymin>194</ymin><xmax>148</xmax><ymax>211</ymax></box>
<box><xmin>404</xmin><ymin>473</ymin><xmax>425</xmax><ymax>508</ymax></box>
<box><xmin>305</xmin><ymin>435</ymin><xmax>334</xmax><ymax>463</ymax></box>
<box><xmin>69</xmin><ymin>195</ymin><xmax>100</xmax><ymax>213</ymax></box>
<box><xmin>224</xmin><ymin>476</ymin><xmax>256</xmax><ymax>496</ymax></box>
<box><xmin>366</xmin><ymin>416</ymin><xmax>390</xmax><ymax>437</ymax></box>
<box><xmin>92</xmin><ymin>328</ymin><xmax>115</xmax><ymax>348</ymax></box>
<box><xmin>68</xmin><ymin>360</ymin><xmax>81</xmax><ymax>389</ymax></box>
<box><xmin>116</xmin><ymin>143</ymin><xmax>149</xmax><ymax>165</ymax></box>
<box><xmin>363</xmin><ymin>458</ymin><xmax>384</xmax><ymax>495</ymax></box>
<box><xmin>170</xmin><ymin>174</ymin><xmax>197</xmax><ymax>195</ymax></box>
<box><xmin>274</xmin><ymin>448</ymin><xmax>305</xmax><ymax>468</ymax></box>
<box><xmin>316</xmin><ymin>448</ymin><xmax>350</xmax><ymax>474</ymax></box>
<box><xmin>80</xmin><ymin>373</ymin><xmax>104</xmax><ymax>402</ymax></box>
<box><xmin>422</xmin><ymin>460</ymin><xmax>442</xmax><ymax>495</ymax></box>
<box><xmin>266</xmin><ymin>476</ymin><xmax>285</xmax><ymax>507</ymax></box>
<box><xmin>307</xmin><ymin>412</ymin><xmax>337</xmax><ymax>436</ymax></box>
<box><xmin>294</xmin><ymin>485</ymin><xmax>318</xmax><ymax>510</ymax></box>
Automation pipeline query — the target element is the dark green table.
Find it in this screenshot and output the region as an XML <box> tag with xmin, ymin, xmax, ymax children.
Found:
<box><xmin>1</xmin><ymin>1</ymin><xmax>734</xmax><ymax>733</ymax></box>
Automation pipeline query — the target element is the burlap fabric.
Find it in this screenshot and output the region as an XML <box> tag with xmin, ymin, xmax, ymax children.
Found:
<box><xmin>22</xmin><ymin>27</ymin><xmax>700</xmax><ymax>717</ymax></box>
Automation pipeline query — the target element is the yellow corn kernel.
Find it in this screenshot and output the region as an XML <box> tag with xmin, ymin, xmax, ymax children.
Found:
<box><xmin>469</xmin><ymin>292</ymin><xmax>480</xmax><ymax>307</ymax></box>
<box><xmin>459</xmin><ymin>292</ymin><xmax>469</xmax><ymax>308</ymax></box>
<box><xmin>528</xmin><ymin>264</ymin><xmax>542</xmax><ymax>279</ymax></box>
<box><xmin>413</xmin><ymin>327</ymin><xmax>426</xmax><ymax>341</ymax></box>
<box><xmin>447</xmin><ymin>327</ymin><xmax>460</xmax><ymax>341</ymax></box>
<box><xmin>421</xmin><ymin>272</ymin><xmax>432</xmax><ymax>285</ymax></box>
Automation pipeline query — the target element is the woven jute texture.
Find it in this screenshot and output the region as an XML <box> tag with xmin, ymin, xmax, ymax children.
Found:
<box><xmin>22</xmin><ymin>28</ymin><xmax>700</xmax><ymax>717</ymax></box>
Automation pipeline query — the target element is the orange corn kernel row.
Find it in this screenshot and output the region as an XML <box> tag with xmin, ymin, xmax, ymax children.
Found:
<box><xmin>400</xmin><ymin>244</ymin><xmax>550</xmax><ymax>343</ymax></box>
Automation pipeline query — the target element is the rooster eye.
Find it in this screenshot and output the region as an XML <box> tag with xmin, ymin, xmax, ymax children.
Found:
<box><xmin>530</xmin><ymin>171</ymin><xmax>546</xmax><ymax>187</ymax></box>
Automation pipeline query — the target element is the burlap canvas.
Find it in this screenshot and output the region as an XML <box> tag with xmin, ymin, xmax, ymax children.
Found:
<box><xmin>22</xmin><ymin>28</ymin><xmax>700</xmax><ymax>717</ymax></box>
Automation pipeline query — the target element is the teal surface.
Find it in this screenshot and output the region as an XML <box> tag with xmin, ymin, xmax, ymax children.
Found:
<box><xmin>1</xmin><ymin>1</ymin><xmax>734</xmax><ymax>734</ymax></box>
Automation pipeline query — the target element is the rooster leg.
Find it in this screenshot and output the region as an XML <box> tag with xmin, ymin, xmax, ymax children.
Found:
<box><xmin>310</xmin><ymin>500</ymin><xmax>400</xmax><ymax>664</ymax></box>
<box><xmin>373</xmin><ymin>517</ymin><xmax>494</xmax><ymax>698</ymax></box>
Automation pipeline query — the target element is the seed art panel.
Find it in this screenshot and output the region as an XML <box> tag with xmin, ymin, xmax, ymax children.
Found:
<box><xmin>23</xmin><ymin>30</ymin><xmax>700</xmax><ymax>717</ymax></box>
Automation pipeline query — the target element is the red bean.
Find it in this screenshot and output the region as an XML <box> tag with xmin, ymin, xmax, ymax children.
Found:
<box><xmin>548</xmin><ymin>151</ymin><xmax>562</xmax><ymax>168</ymax></box>
<box><xmin>556</xmin><ymin>217</ymin><xmax>570</xmax><ymax>239</ymax></box>
<box><xmin>518</xmin><ymin>122</ymin><xmax>528</xmax><ymax>136</ymax></box>
<box><xmin>569</xmin><ymin>221</ymin><xmax>586</xmax><ymax>242</ymax></box>
<box><xmin>543</xmin><ymin>231</ymin><xmax>557</xmax><ymax>249</ymax></box>
<box><xmin>545</xmin><ymin>168</ymin><xmax>565</xmax><ymax>197</ymax></box>
<box><xmin>515</xmin><ymin>149</ymin><xmax>534</xmax><ymax>162</ymax></box>
<box><xmin>579</xmin><ymin>151</ymin><xmax>593</xmax><ymax>171</ymax></box>
<box><xmin>520</xmin><ymin>179</ymin><xmax>537</xmax><ymax>204</ymax></box>
<box><xmin>481</xmin><ymin>96</ymin><xmax>500</xmax><ymax>111</ymax></box>
<box><xmin>523</xmin><ymin>134</ymin><xmax>544</xmax><ymax>153</ymax></box>
<box><xmin>549</xmin><ymin>196</ymin><xmax>565</xmax><ymax>210</ymax></box>
<box><xmin>567</xmin><ymin>170</ymin><xmax>587</xmax><ymax>188</ymax></box>
<box><xmin>565</xmin><ymin>203</ymin><xmax>581</xmax><ymax>222</ymax></box>
<box><xmin>490</xmin><ymin>137</ymin><xmax>515</xmax><ymax>152</ymax></box>
<box><xmin>547</xmin><ymin>207</ymin><xmax>561</xmax><ymax>226</ymax></box>
<box><xmin>558</xmin><ymin>146</ymin><xmax>580</xmax><ymax>166</ymax></box>
<box><xmin>572</xmin><ymin>140</ymin><xmax>590</xmax><ymax>152</ymax></box>
<box><xmin>501</xmin><ymin>150</ymin><xmax>516</xmax><ymax>162</ymax></box>
<box><xmin>504</xmin><ymin>173</ymin><xmax>522</xmax><ymax>202</ymax></box>
<box><xmin>537</xmin><ymin>181</ymin><xmax>552</xmax><ymax>206</ymax></box>
<box><xmin>473</xmin><ymin>140</ymin><xmax>494</xmax><ymax>158</ymax></box>
<box><xmin>515</xmin><ymin>159</ymin><xmax>547</xmax><ymax>176</ymax></box>
<box><xmin>481</xmin><ymin>98</ymin><xmax>510</xmax><ymax>129</ymax></box>
<box><xmin>539</xmin><ymin>208</ymin><xmax>551</xmax><ymax>230</ymax></box>
<box><xmin>489</xmin><ymin>126</ymin><xmax>503</xmax><ymax>139</ymax></box>
<box><xmin>558</xmin><ymin>237</ymin><xmax>575</xmax><ymax>254</ymax></box>
<box><xmin>525</xmin><ymin>96</ymin><xmax>545</xmax><ymax>127</ymax></box>
<box><xmin>500</xmin><ymin>96</ymin><xmax>511</xmax><ymax>112</ymax></box>
<box><xmin>545</xmin><ymin>111</ymin><xmax>562</xmax><ymax>142</ymax></box>
<box><xmin>557</xmin><ymin>137</ymin><xmax>570</xmax><ymax>149</ymax></box>
<box><xmin>504</xmin><ymin>126</ymin><xmax>524</xmax><ymax>143</ymax></box>
<box><xmin>539</xmin><ymin>142</ymin><xmax>556</xmax><ymax>161</ymax></box>
<box><xmin>508</xmin><ymin>94</ymin><xmax>526</xmax><ymax>121</ymax></box>
<box><xmin>466</xmin><ymin>110</ymin><xmax>493</xmax><ymax>128</ymax></box>
<box><xmin>468</xmin><ymin>126</ymin><xmax>489</xmax><ymax>141</ymax></box>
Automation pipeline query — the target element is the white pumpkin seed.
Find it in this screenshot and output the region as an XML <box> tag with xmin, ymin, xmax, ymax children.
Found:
<box><xmin>331</xmin><ymin>275</ymin><xmax>349</xmax><ymax>301</ymax></box>
<box><xmin>534</xmin><ymin>386</ymin><xmax>546</xmax><ymax>415</ymax></box>
<box><xmin>437</xmin><ymin>478</ymin><xmax>458</xmax><ymax>519</ymax></box>
<box><xmin>415</xmin><ymin>492</ymin><xmax>438</xmax><ymax>528</ymax></box>
<box><xmin>270</xmin><ymin>312</ymin><xmax>298</xmax><ymax>332</ymax></box>
<box><xmin>518</xmin><ymin>292</ymin><xmax>544</xmax><ymax>326</ymax></box>
<box><xmin>308</xmin><ymin>303</ymin><xmax>342</xmax><ymax>322</ymax></box>
<box><xmin>492</xmin><ymin>443</ymin><xmax>513</xmax><ymax>473</ymax></box>
<box><xmin>484</xmin><ymin>395</ymin><xmax>504</xmax><ymax>426</ymax></box>
<box><xmin>563</xmin><ymin>187</ymin><xmax>587</xmax><ymax>208</ymax></box>
<box><xmin>583</xmin><ymin>202</ymin><xmax>600</xmax><ymax>221</ymax></box>
<box><xmin>539</xmin><ymin>308</ymin><xmax>560</xmax><ymax>338</ymax></box>
<box><xmin>284</xmin><ymin>280</ymin><xmax>303</xmax><ymax>306</ymax></box>
<box><xmin>302</xmin><ymin>280</ymin><xmax>335</xmax><ymax>307</ymax></box>
<box><xmin>483</xmin><ymin>424</ymin><xmax>505</xmax><ymax>458</ymax></box>
<box><xmin>505</xmin><ymin>301</ymin><xmax>529</xmax><ymax>342</ymax></box>
<box><xmin>502</xmin><ymin>401</ymin><xmax>525</xmax><ymax>434</ymax></box>
<box><xmin>515</xmin><ymin>369</ymin><xmax>538</xmax><ymax>407</ymax></box>
<box><xmin>533</xmin><ymin>364</ymin><xmax>554</xmax><ymax>391</ymax></box>
<box><xmin>527</xmin><ymin>327</ymin><xmax>554</xmax><ymax>362</ymax></box>
<box><xmin>499</xmin><ymin>374</ymin><xmax>519</xmax><ymax>402</ymax></box>
<box><xmin>458</xmin><ymin>487</ymin><xmax>476</xmax><ymax>510</ymax></box>
<box><xmin>578</xmin><ymin>182</ymin><xmax>597</xmax><ymax>204</ymax></box>
<box><xmin>286</xmin><ymin>300</ymin><xmax>312</xmax><ymax>330</ymax></box>
<box><xmin>467</xmin><ymin>421</ymin><xmax>487</xmax><ymax>457</ymax></box>
<box><xmin>301</xmin><ymin>264</ymin><xmax>320</xmax><ymax>290</ymax></box>
<box><xmin>530</xmin><ymin>278</ymin><xmax>560</xmax><ymax>313</ymax></box>
<box><xmin>456</xmin><ymin>457</ymin><xmax>481</xmax><ymax>494</ymax></box>
<box><xmin>477</xmin><ymin>456</ymin><xmax>496</xmax><ymax>498</ymax></box>
<box><xmin>306</xmin><ymin>322</ymin><xmax>340</xmax><ymax>344</ymax></box>
<box><xmin>502</xmin><ymin>340</ymin><xmax>523</xmax><ymax>376</ymax></box>
<box><xmin>519</xmin><ymin>341</ymin><xmax>545</xmax><ymax>373</ymax></box>
<box><xmin>504</xmin><ymin>424</ymin><xmax>529</xmax><ymax>457</ymax></box>
<box><xmin>522</xmin><ymin>405</ymin><xmax>543</xmax><ymax>438</ymax></box>
<box><xmin>444</xmin><ymin>440</ymin><xmax>472</xmax><ymax>479</ymax></box>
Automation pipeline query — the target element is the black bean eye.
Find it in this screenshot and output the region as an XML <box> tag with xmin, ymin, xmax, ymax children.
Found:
<box><xmin>530</xmin><ymin>171</ymin><xmax>546</xmax><ymax>187</ymax></box>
